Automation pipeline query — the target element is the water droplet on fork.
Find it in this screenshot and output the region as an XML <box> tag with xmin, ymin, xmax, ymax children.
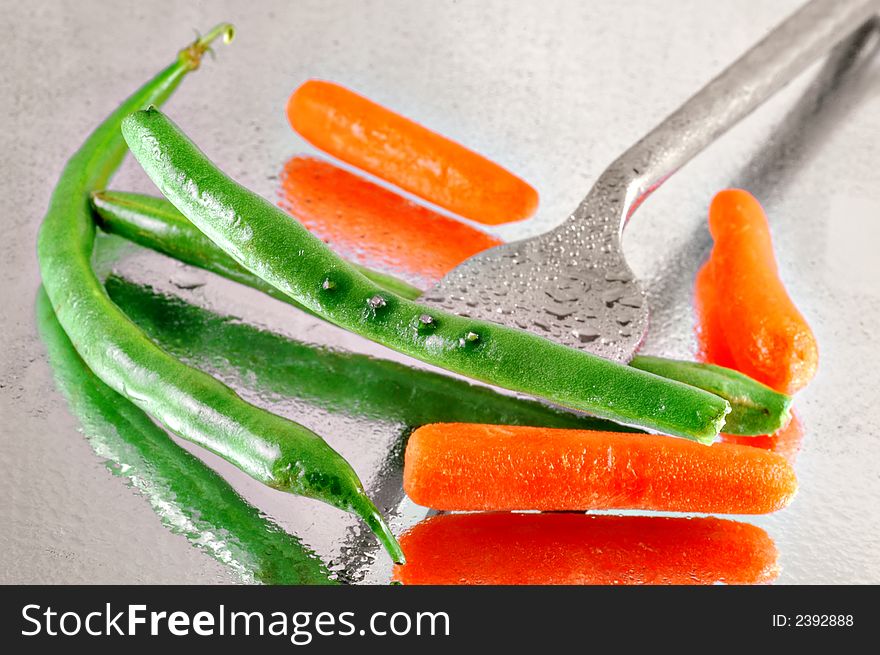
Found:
<box><xmin>573</xmin><ymin>329</ymin><xmax>600</xmax><ymax>343</ymax></box>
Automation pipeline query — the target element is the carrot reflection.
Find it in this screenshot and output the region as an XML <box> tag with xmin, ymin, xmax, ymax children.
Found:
<box><xmin>278</xmin><ymin>155</ymin><xmax>501</xmax><ymax>288</ymax></box>
<box><xmin>393</xmin><ymin>513</ymin><xmax>778</xmax><ymax>585</ymax></box>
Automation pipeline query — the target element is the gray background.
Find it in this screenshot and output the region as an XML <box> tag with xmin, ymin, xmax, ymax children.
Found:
<box><xmin>1</xmin><ymin>0</ymin><xmax>878</xmax><ymax>583</ymax></box>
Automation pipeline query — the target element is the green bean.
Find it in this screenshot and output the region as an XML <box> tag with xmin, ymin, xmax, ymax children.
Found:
<box><xmin>105</xmin><ymin>275</ymin><xmax>637</xmax><ymax>433</ymax></box>
<box><xmin>105</xmin><ymin>275</ymin><xmax>642</xmax><ymax>581</ymax></box>
<box><xmin>36</xmin><ymin>28</ymin><xmax>403</xmax><ymax>562</ymax></box>
<box><xmin>122</xmin><ymin>108</ymin><xmax>731</xmax><ymax>443</ymax></box>
<box><xmin>93</xmin><ymin>191</ymin><xmax>787</xmax><ymax>437</ymax></box>
<box><xmin>36</xmin><ymin>289</ymin><xmax>335</xmax><ymax>585</ymax></box>
<box><xmin>629</xmin><ymin>355</ymin><xmax>792</xmax><ymax>436</ymax></box>
<box><xmin>91</xmin><ymin>190</ymin><xmax>422</xmax><ymax>304</ymax></box>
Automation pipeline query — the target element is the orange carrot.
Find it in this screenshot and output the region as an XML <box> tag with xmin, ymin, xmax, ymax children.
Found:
<box><xmin>392</xmin><ymin>513</ymin><xmax>778</xmax><ymax>585</ymax></box>
<box><xmin>278</xmin><ymin>156</ymin><xmax>501</xmax><ymax>287</ymax></box>
<box><xmin>721</xmin><ymin>413</ymin><xmax>803</xmax><ymax>464</ymax></box>
<box><xmin>695</xmin><ymin>232</ymin><xmax>805</xmax><ymax>465</ymax></box>
<box><xmin>708</xmin><ymin>189</ymin><xmax>818</xmax><ymax>394</ymax></box>
<box><xmin>287</xmin><ymin>80</ymin><xmax>538</xmax><ymax>225</ymax></box>
<box><xmin>404</xmin><ymin>423</ymin><xmax>797</xmax><ymax>514</ymax></box>
<box><xmin>693</xmin><ymin>257</ymin><xmax>736</xmax><ymax>369</ymax></box>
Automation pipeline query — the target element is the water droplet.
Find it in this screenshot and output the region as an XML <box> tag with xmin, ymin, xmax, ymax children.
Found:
<box><xmin>601</xmin><ymin>288</ymin><xmax>624</xmax><ymax>304</ymax></box>
<box><xmin>416</xmin><ymin>313</ymin><xmax>437</xmax><ymax>335</ymax></box>
<box><xmin>605</xmin><ymin>269</ymin><xmax>632</xmax><ymax>282</ymax></box>
<box><xmin>171</xmin><ymin>279</ymin><xmax>205</xmax><ymax>290</ymax></box>
<box><xmin>573</xmin><ymin>329</ymin><xmax>600</xmax><ymax>343</ymax></box>
<box><xmin>545</xmin><ymin>289</ymin><xmax>578</xmax><ymax>303</ymax></box>
<box><xmin>618</xmin><ymin>295</ymin><xmax>643</xmax><ymax>308</ymax></box>
<box><xmin>546</xmin><ymin>307</ymin><xmax>574</xmax><ymax>320</ymax></box>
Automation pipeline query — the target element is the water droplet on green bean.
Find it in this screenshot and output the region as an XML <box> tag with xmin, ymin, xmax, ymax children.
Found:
<box><xmin>459</xmin><ymin>331</ymin><xmax>480</xmax><ymax>347</ymax></box>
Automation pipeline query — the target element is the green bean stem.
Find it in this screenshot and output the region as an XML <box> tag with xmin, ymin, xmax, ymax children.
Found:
<box><xmin>36</xmin><ymin>29</ymin><xmax>403</xmax><ymax>562</ymax></box>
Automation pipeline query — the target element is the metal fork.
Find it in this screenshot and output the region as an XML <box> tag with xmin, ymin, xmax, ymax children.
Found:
<box><xmin>420</xmin><ymin>0</ymin><xmax>879</xmax><ymax>363</ymax></box>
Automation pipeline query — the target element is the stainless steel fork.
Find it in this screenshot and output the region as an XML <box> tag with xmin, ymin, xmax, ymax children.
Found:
<box><xmin>420</xmin><ymin>0</ymin><xmax>879</xmax><ymax>363</ymax></box>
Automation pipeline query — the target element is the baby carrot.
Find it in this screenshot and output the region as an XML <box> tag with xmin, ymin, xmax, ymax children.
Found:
<box><xmin>693</xmin><ymin>258</ymin><xmax>736</xmax><ymax>368</ymax></box>
<box><xmin>403</xmin><ymin>423</ymin><xmax>797</xmax><ymax>514</ymax></box>
<box><xmin>392</xmin><ymin>513</ymin><xmax>779</xmax><ymax>585</ymax></box>
<box><xmin>278</xmin><ymin>155</ymin><xmax>502</xmax><ymax>287</ymax></box>
<box><xmin>287</xmin><ymin>80</ymin><xmax>538</xmax><ymax>225</ymax></box>
<box><xmin>708</xmin><ymin>189</ymin><xmax>818</xmax><ymax>394</ymax></box>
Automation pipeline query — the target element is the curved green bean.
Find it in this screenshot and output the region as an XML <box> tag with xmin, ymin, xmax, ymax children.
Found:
<box><xmin>93</xmin><ymin>191</ymin><xmax>788</xmax><ymax>437</ymax></box>
<box><xmin>122</xmin><ymin>108</ymin><xmax>731</xmax><ymax>442</ymax></box>
<box><xmin>35</xmin><ymin>28</ymin><xmax>402</xmax><ymax>562</ymax></box>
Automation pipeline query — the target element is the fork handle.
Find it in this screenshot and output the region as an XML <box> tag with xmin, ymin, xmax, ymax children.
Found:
<box><xmin>599</xmin><ymin>0</ymin><xmax>878</xmax><ymax>231</ymax></box>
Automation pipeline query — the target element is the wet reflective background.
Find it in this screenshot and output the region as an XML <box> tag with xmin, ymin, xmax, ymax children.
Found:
<box><xmin>2</xmin><ymin>0</ymin><xmax>879</xmax><ymax>583</ymax></box>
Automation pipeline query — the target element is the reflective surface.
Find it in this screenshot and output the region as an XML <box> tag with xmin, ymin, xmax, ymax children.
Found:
<box><xmin>1</xmin><ymin>0</ymin><xmax>879</xmax><ymax>584</ymax></box>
